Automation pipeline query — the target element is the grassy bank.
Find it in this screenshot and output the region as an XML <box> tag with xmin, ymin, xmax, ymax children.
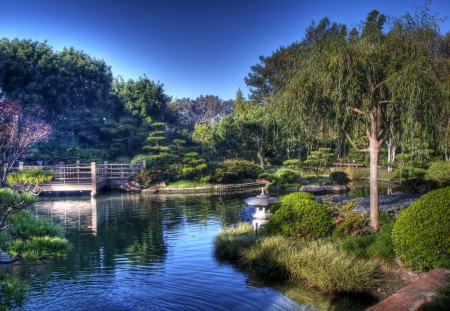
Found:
<box><xmin>215</xmin><ymin>225</ymin><xmax>380</xmax><ymax>293</ymax></box>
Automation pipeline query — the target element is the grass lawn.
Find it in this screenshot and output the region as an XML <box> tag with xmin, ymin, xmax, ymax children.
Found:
<box><xmin>332</xmin><ymin>167</ymin><xmax>396</xmax><ymax>181</ymax></box>
<box><xmin>165</xmin><ymin>180</ymin><xmax>213</xmax><ymax>188</ymax></box>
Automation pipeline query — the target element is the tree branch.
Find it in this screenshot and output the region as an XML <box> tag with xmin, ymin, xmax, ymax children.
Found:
<box><xmin>350</xmin><ymin>107</ymin><xmax>366</xmax><ymax>116</ymax></box>
<box><xmin>345</xmin><ymin>132</ymin><xmax>369</xmax><ymax>153</ymax></box>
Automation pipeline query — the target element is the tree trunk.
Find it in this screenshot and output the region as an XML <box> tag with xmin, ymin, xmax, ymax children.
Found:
<box><xmin>254</xmin><ymin>137</ymin><xmax>265</xmax><ymax>169</ymax></box>
<box><xmin>369</xmin><ymin>138</ymin><xmax>380</xmax><ymax>231</ymax></box>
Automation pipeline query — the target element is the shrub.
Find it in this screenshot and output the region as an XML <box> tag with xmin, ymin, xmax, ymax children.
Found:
<box><xmin>212</xmin><ymin>159</ymin><xmax>262</xmax><ymax>183</ymax></box>
<box><xmin>265</xmin><ymin>192</ymin><xmax>332</xmax><ymax>240</ymax></box>
<box><xmin>282</xmin><ymin>159</ymin><xmax>301</xmax><ymax>169</ymax></box>
<box><xmin>335</xmin><ymin>212</ymin><xmax>371</xmax><ymax>236</ymax></box>
<box><xmin>214</xmin><ymin>223</ymin><xmax>257</xmax><ymax>261</ymax></box>
<box><xmin>367</xmin><ymin>222</ymin><xmax>396</xmax><ymax>265</ymax></box>
<box><xmin>342</xmin><ymin>234</ymin><xmax>376</xmax><ymax>258</ymax></box>
<box><xmin>133</xmin><ymin>170</ymin><xmax>160</xmax><ymax>187</ymax></box>
<box><xmin>274</xmin><ymin>167</ymin><xmax>301</xmax><ymax>184</ymax></box>
<box><xmin>392</xmin><ymin>187</ymin><xmax>450</xmax><ymax>271</ymax></box>
<box><xmin>427</xmin><ymin>161</ymin><xmax>450</xmax><ymax>186</ymax></box>
<box><xmin>329</xmin><ymin>171</ymin><xmax>351</xmax><ymax>185</ymax></box>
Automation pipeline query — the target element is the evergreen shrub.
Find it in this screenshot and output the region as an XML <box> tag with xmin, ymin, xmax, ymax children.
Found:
<box><xmin>212</xmin><ymin>159</ymin><xmax>262</xmax><ymax>183</ymax></box>
<box><xmin>427</xmin><ymin>161</ymin><xmax>450</xmax><ymax>186</ymax></box>
<box><xmin>265</xmin><ymin>192</ymin><xmax>332</xmax><ymax>240</ymax></box>
<box><xmin>392</xmin><ymin>187</ymin><xmax>450</xmax><ymax>271</ymax></box>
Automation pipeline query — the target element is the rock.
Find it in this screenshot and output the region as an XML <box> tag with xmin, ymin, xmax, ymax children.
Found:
<box><xmin>129</xmin><ymin>181</ymin><xmax>141</xmax><ymax>188</ymax></box>
<box><xmin>118</xmin><ymin>181</ymin><xmax>141</xmax><ymax>193</ymax></box>
<box><xmin>323</xmin><ymin>185</ymin><xmax>348</xmax><ymax>193</ymax></box>
<box><xmin>142</xmin><ymin>187</ymin><xmax>158</xmax><ymax>193</ymax></box>
<box><xmin>367</xmin><ymin>268</ymin><xmax>450</xmax><ymax>311</ymax></box>
<box><xmin>299</xmin><ymin>184</ymin><xmax>326</xmax><ymax>193</ymax></box>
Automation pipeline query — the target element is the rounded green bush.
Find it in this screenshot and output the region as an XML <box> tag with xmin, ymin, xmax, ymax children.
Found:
<box><xmin>427</xmin><ymin>161</ymin><xmax>450</xmax><ymax>186</ymax></box>
<box><xmin>329</xmin><ymin>171</ymin><xmax>351</xmax><ymax>185</ymax></box>
<box><xmin>265</xmin><ymin>192</ymin><xmax>332</xmax><ymax>240</ymax></box>
<box><xmin>392</xmin><ymin>186</ymin><xmax>450</xmax><ymax>271</ymax></box>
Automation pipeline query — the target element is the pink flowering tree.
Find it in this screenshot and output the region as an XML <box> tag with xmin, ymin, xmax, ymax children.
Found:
<box><xmin>0</xmin><ymin>98</ymin><xmax>52</xmax><ymax>184</ymax></box>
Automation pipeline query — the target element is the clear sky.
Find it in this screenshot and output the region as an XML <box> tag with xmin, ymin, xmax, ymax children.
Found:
<box><xmin>1</xmin><ymin>0</ymin><xmax>449</xmax><ymax>100</ymax></box>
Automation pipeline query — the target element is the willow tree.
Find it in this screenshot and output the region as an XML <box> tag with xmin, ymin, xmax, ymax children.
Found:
<box><xmin>273</xmin><ymin>9</ymin><xmax>448</xmax><ymax>230</ymax></box>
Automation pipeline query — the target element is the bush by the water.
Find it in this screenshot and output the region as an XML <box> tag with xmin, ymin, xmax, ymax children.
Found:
<box><xmin>265</xmin><ymin>192</ymin><xmax>332</xmax><ymax>240</ymax></box>
<box><xmin>214</xmin><ymin>223</ymin><xmax>257</xmax><ymax>261</ymax></box>
<box><xmin>329</xmin><ymin>171</ymin><xmax>350</xmax><ymax>185</ymax></box>
<box><xmin>212</xmin><ymin>159</ymin><xmax>262</xmax><ymax>183</ymax></box>
<box><xmin>427</xmin><ymin>161</ymin><xmax>450</xmax><ymax>186</ymax></box>
<box><xmin>274</xmin><ymin>167</ymin><xmax>302</xmax><ymax>185</ymax></box>
<box><xmin>241</xmin><ymin>237</ymin><xmax>379</xmax><ymax>293</ymax></box>
<box><xmin>392</xmin><ymin>186</ymin><xmax>450</xmax><ymax>271</ymax></box>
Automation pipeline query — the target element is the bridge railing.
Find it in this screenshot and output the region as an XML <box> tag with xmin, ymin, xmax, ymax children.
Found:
<box><xmin>10</xmin><ymin>161</ymin><xmax>145</xmax><ymax>185</ymax></box>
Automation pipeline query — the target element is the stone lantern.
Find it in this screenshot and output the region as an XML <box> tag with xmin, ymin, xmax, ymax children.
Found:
<box><xmin>244</xmin><ymin>188</ymin><xmax>281</xmax><ymax>231</ymax></box>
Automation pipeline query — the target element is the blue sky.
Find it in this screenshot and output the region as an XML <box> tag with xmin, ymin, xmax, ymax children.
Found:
<box><xmin>1</xmin><ymin>0</ymin><xmax>449</xmax><ymax>100</ymax></box>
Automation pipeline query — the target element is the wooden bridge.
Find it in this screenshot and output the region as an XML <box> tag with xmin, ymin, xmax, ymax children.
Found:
<box><xmin>12</xmin><ymin>161</ymin><xmax>145</xmax><ymax>196</ymax></box>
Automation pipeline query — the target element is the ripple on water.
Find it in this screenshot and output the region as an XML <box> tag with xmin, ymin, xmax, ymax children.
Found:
<box><xmin>12</xmin><ymin>193</ymin><xmax>364</xmax><ymax>310</ymax></box>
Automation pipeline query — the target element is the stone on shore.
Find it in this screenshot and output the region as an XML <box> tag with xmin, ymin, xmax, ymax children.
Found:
<box><xmin>367</xmin><ymin>268</ymin><xmax>450</xmax><ymax>311</ymax></box>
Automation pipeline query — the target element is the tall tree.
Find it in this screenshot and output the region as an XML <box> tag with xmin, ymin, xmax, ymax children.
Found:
<box><xmin>272</xmin><ymin>9</ymin><xmax>448</xmax><ymax>230</ymax></box>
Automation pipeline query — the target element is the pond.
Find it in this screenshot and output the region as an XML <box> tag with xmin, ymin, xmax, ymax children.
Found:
<box><xmin>11</xmin><ymin>193</ymin><xmax>376</xmax><ymax>310</ymax></box>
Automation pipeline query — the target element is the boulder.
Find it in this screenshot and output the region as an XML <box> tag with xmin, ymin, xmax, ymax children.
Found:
<box><xmin>299</xmin><ymin>184</ymin><xmax>326</xmax><ymax>193</ymax></box>
<box><xmin>323</xmin><ymin>185</ymin><xmax>348</xmax><ymax>193</ymax></box>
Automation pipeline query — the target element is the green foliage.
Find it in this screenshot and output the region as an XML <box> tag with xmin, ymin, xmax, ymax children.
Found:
<box><xmin>274</xmin><ymin>167</ymin><xmax>302</xmax><ymax>185</ymax></box>
<box><xmin>265</xmin><ymin>192</ymin><xmax>332</xmax><ymax>240</ymax></box>
<box><xmin>242</xmin><ymin>236</ymin><xmax>294</xmax><ymax>279</ymax></box>
<box><xmin>3</xmin><ymin>211</ymin><xmax>69</xmax><ymax>261</ymax></box>
<box><xmin>7</xmin><ymin>211</ymin><xmax>65</xmax><ymax>239</ymax></box>
<box><xmin>329</xmin><ymin>171</ymin><xmax>350</xmax><ymax>185</ymax></box>
<box><xmin>335</xmin><ymin>212</ymin><xmax>370</xmax><ymax>236</ymax></box>
<box><xmin>6</xmin><ymin>169</ymin><xmax>53</xmax><ymax>193</ymax></box>
<box><xmin>241</xmin><ymin>237</ymin><xmax>379</xmax><ymax>293</ymax></box>
<box><xmin>0</xmin><ymin>274</ymin><xmax>27</xmax><ymax>309</ymax></box>
<box><xmin>282</xmin><ymin>159</ymin><xmax>301</xmax><ymax>169</ymax></box>
<box><xmin>133</xmin><ymin>170</ymin><xmax>160</xmax><ymax>187</ymax></box>
<box><xmin>418</xmin><ymin>283</ymin><xmax>450</xmax><ymax>311</ymax></box>
<box><xmin>214</xmin><ymin>223</ymin><xmax>257</xmax><ymax>261</ymax></box>
<box><xmin>192</xmin><ymin>123</ymin><xmax>214</xmax><ymax>155</ymax></box>
<box><xmin>212</xmin><ymin>159</ymin><xmax>262</xmax><ymax>183</ymax></box>
<box><xmin>341</xmin><ymin>221</ymin><xmax>396</xmax><ymax>266</ymax></box>
<box><xmin>0</xmin><ymin>188</ymin><xmax>36</xmax><ymax>209</ymax></box>
<box><xmin>303</xmin><ymin>148</ymin><xmax>335</xmax><ymax>176</ymax></box>
<box><xmin>392</xmin><ymin>187</ymin><xmax>450</xmax><ymax>271</ymax></box>
<box><xmin>166</xmin><ymin>180</ymin><xmax>211</xmax><ymax>188</ymax></box>
<box><xmin>178</xmin><ymin>152</ymin><xmax>210</xmax><ymax>181</ymax></box>
<box><xmin>366</xmin><ymin>222</ymin><xmax>396</xmax><ymax>265</ymax></box>
<box><xmin>427</xmin><ymin>161</ymin><xmax>450</xmax><ymax>186</ymax></box>
<box><xmin>286</xmin><ymin>240</ymin><xmax>379</xmax><ymax>292</ymax></box>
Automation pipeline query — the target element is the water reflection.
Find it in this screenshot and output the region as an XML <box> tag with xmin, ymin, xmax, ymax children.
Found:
<box><xmin>8</xmin><ymin>193</ymin><xmax>373</xmax><ymax>310</ymax></box>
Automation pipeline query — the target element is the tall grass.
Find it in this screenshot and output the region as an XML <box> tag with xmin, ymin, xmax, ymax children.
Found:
<box><xmin>287</xmin><ymin>240</ymin><xmax>379</xmax><ymax>292</ymax></box>
<box><xmin>214</xmin><ymin>223</ymin><xmax>257</xmax><ymax>261</ymax></box>
<box><xmin>240</xmin><ymin>236</ymin><xmax>379</xmax><ymax>293</ymax></box>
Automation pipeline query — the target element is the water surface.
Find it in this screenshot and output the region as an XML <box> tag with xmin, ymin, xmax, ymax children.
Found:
<box><xmin>11</xmin><ymin>193</ymin><xmax>374</xmax><ymax>310</ymax></box>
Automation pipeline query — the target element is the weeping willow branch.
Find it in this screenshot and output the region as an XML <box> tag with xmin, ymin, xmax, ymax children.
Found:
<box><xmin>344</xmin><ymin>132</ymin><xmax>369</xmax><ymax>152</ymax></box>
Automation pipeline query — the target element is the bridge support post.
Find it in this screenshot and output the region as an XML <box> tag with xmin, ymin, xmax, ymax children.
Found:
<box><xmin>91</xmin><ymin>162</ymin><xmax>97</xmax><ymax>196</ymax></box>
